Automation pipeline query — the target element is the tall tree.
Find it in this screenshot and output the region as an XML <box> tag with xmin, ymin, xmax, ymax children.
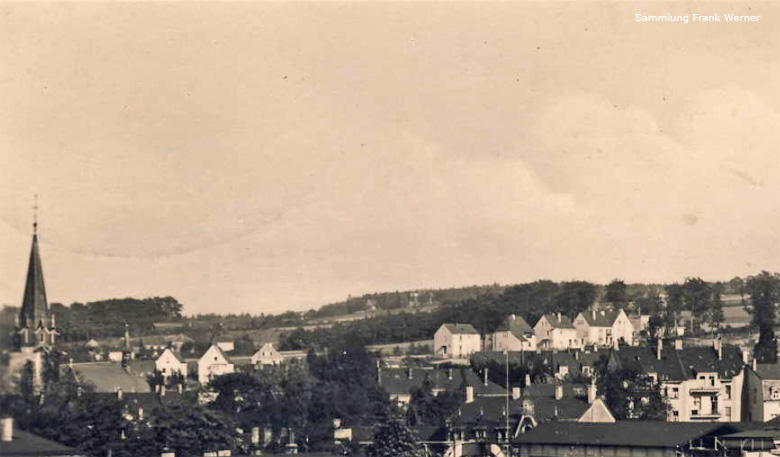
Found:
<box><xmin>604</xmin><ymin>280</ymin><xmax>629</xmax><ymax>309</ymax></box>
<box><xmin>367</xmin><ymin>420</ymin><xmax>426</xmax><ymax>457</ymax></box>
<box><xmin>747</xmin><ymin>272</ymin><xmax>780</xmax><ymax>363</ymax></box>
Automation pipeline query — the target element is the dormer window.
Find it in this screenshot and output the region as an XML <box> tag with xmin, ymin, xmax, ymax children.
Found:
<box><xmin>771</xmin><ymin>386</ymin><xmax>780</xmax><ymax>401</ymax></box>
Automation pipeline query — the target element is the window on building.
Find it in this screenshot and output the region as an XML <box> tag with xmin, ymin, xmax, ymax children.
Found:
<box><xmin>725</xmin><ymin>385</ymin><xmax>731</xmax><ymax>399</ymax></box>
<box><xmin>725</xmin><ymin>407</ymin><xmax>732</xmax><ymax>418</ymax></box>
<box><xmin>772</xmin><ymin>387</ymin><xmax>780</xmax><ymax>401</ymax></box>
<box><xmin>670</xmin><ymin>387</ymin><xmax>679</xmax><ymax>399</ymax></box>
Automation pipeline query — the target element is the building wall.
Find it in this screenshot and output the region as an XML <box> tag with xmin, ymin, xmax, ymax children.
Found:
<box><xmin>434</xmin><ymin>327</ymin><xmax>481</xmax><ymax>358</ymax></box>
<box><xmin>517</xmin><ymin>444</ymin><xmax>676</xmax><ymax>457</ymax></box>
<box><xmin>664</xmin><ymin>374</ymin><xmax>738</xmax><ymax>422</ymax></box>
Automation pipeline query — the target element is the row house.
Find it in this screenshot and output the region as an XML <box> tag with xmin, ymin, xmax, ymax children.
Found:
<box><xmin>490</xmin><ymin>314</ymin><xmax>537</xmax><ymax>352</ymax></box>
<box><xmin>608</xmin><ymin>338</ymin><xmax>763</xmax><ymax>422</ymax></box>
<box><xmin>434</xmin><ymin>323</ymin><xmax>482</xmax><ymax>358</ymax></box>
<box><xmin>533</xmin><ymin>313</ymin><xmax>581</xmax><ymax>350</ymax></box>
<box><xmin>573</xmin><ymin>308</ymin><xmax>634</xmax><ymax>347</ymax></box>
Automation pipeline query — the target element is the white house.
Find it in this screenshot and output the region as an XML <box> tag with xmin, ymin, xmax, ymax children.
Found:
<box><xmin>198</xmin><ymin>344</ymin><xmax>235</xmax><ymax>384</ymax></box>
<box><xmin>533</xmin><ymin>313</ymin><xmax>581</xmax><ymax>350</ymax></box>
<box><xmin>251</xmin><ymin>343</ymin><xmax>285</xmax><ymax>366</ymax></box>
<box><xmin>434</xmin><ymin>323</ymin><xmax>482</xmax><ymax>358</ymax></box>
<box><xmin>491</xmin><ymin>314</ymin><xmax>536</xmax><ymax>352</ymax></box>
<box><xmin>155</xmin><ymin>347</ymin><xmax>188</xmax><ymax>378</ymax></box>
<box><xmin>573</xmin><ymin>309</ymin><xmax>635</xmax><ymax>347</ymax></box>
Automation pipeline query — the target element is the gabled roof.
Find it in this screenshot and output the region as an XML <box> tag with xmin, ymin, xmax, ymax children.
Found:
<box><xmin>579</xmin><ymin>310</ymin><xmax>623</xmax><ymax>327</ymax></box>
<box><xmin>495</xmin><ymin>315</ymin><xmax>533</xmax><ymax>336</ymax></box>
<box><xmin>537</xmin><ymin>314</ymin><xmax>575</xmax><ymax>329</ymax></box>
<box><xmin>157</xmin><ymin>347</ymin><xmax>185</xmax><ymax>364</ymax></box>
<box><xmin>756</xmin><ymin>363</ymin><xmax>780</xmax><ymax>380</ymax></box>
<box><xmin>448</xmin><ymin>396</ymin><xmax>526</xmax><ymax>428</ymax></box>
<box><xmin>67</xmin><ymin>363</ymin><xmax>152</xmax><ymax>393</ymax></box>
<box><xmin>609</xmin><ymin>343</ymin><xmax>745</xmax><ymax>381</ymax></box>
<box><xmin>441</xmin><ymin>323</ymin><xmax>480</xmax><ymax>335</ymax></box>
<box><xmin>515</xmin><ymin>421</ymin><xmax>733</xmax><ymax>447</ymax></box>
<box><xmin>379</xmin><ymin>367</ymin><xmax>506</xmax><ymax>397</ymax></box>
<box><xmin>199</xmin><ymin>344</ymin><xmax>232</xmax><ymax>364</ymax></box>
<box><xmin>2</xmin><ymin>428</ymin><xmax>84</xmax><ymax>457</ymax></box>
<box><xmin>528</xmin><ymin>396</ymin><xmax>589</xmax><ymax>422</ymax></box>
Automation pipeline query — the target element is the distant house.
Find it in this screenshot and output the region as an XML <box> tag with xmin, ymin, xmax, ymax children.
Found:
<box><xmin>573</xmin><ymin>309</ymin><xmax>634</xmax><ymax>347</ymax></box>
<box><xmin>491</xmin><ymin>314</ymin><xmax>536</xmax><ymax>352</ymax></box>
<box><xmin>250</xmin><ymin>343</ymin><xmax>284</xmax><ymax>366</ymax></box>
<box><xmin>155</xmin><ymin>347</ymin><xmax>188</xmax><ymax>378</ymax></box>
<box><xmin>434</xmin><ymin>323</ymin><xmax>482</xmax><ymax>358</ymax></box>
<box><xmin>197</xmin><ymin>344</ymin><xmax>235</xmax><ymax>384</ymax></box>
<box><xmin>533</xmin><ymin>314</ymin><xmax>580</xmax><ymax>350</ymax></box>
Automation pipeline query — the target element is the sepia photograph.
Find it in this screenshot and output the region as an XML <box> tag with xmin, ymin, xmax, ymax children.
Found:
<box><xmin>0</xmin><ymin>1</ymin><xmax>778</xmax><ymax>456</ymax></box>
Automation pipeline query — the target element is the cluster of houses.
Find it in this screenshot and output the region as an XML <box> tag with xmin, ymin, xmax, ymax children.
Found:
<box><xmin>434</xmin><ymin>309</ymin><xmax>637</xmax><ymax>358</ymax></box>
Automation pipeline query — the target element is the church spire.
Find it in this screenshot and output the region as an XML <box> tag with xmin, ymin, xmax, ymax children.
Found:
<box><xmin>15</xmin><ymin>196</ymin><xmax>52</xmax><ymax>349</ymax></box>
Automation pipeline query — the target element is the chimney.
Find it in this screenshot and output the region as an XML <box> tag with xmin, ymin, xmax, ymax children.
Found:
<box><xmin>448</xmin><ymin>368</ymin><xmax>453</xmax><ymax>380</ymax></box>
<box><xmin>591</xmin><ymin>309</ymin><xmax>596</xmax><ymax>320</ymax></box>
<box><xmin>332</xmin><ymin>418</ymin><xmax>342</xmax><ymax>429</ymax></box>
<box><xmin>177</xmin><ymin>383</ymin><xmax>183</xmax><ymax>394</ymax></box>
<box><xmin>555</xmin><ymin>384</ymin><xmax>563</xmax><ymax>400</ymax></box>
<box><xmin>512</xmin><ymin>387</ymin><xmax>521</xmax><ymax>400</ymax></box>
<box><xmin>574</xmin><ymin>351</ymin><xmax>579</xmax><ymax>360</ymax></box>
<box><xmin>675</xmin><ymin>339</ymin><xmax>683</xmax><ymax>351</ymax></box>
<box><xmin>484</xmin><ymin>368</ymin><xmax>489</xmax><ymax>386</ymax></box>
<box><xmin>408</xmin><ymin>367</ymin><xmax>413</xmax><ymax>380</ymax></box>
<box><xmin>715</xmin><ymin>336</ymin><xmax>723</xmax><ymax>360</ymax></box>
<box><xmin>138</xmin><ymin>407</ymin><xmax>144</xmax><ymax>421</ymax></box>
<box><xmin>466</xmin><ymin>386</ymin><xmax>474</xmax><ymax>403</ymax></box>
<box><xmin>525</xmin><ymin>373</ymin><xmax>531</xmax><ymax>387</ymax></box>
<box><xmin>753</xmin><ymin>358</ymin><xmax>758</xmax><ymax>371</ymax></box>
<box><xmin>50</xmin><ymin>313</ymin><xmax>56</xmax><ymax>328</ymax></box>
<box><xmin>557</xmin><ymin>312</ymin><xmax>562</xmax><ymax>323</ymax></box>
<box><xmin>511</xmin><ymin>314</ymin><xmax>516</xmax><ymax>321</ymax></box>
<box><xmin>743</xmin><ymin>349</ymin><xmax>750</xmax><ymax>365</ymax></box>
<box><xmin>588</xmin><ymin>380</ymin><xmax>597</xmax><ymax>404</ymax></box>
<box><xmin>117</xmin><ymin>388</ymin><xmax>123</xmax><ymax>400</ymax></box>
<box><xmin>160</xmin><ymin>385</ymin><xmax>166</xmax><ymax>396</ymax></box>
<box><xmin>1</xmin><ymin>417</ymin><xmax>13</xmax><ymax>442</ymax></box>
<box><xmin>657</xmin><ymin>338</ymin><xmax>662</xmax><ymax>361</ymax></box>
<box><xmin>600</xmin><ymin>310</ymin><xmax>605</xmax><ymax>316</ymax></box>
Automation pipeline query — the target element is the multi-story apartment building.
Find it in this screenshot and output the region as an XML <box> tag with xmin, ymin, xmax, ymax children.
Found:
<box><xmin>434</xmin><ymin>323</ymin><xmax>482</xmax><ymax>358</ymax></box>
<box><xmin>608</xmin><ymin>338</ymin><xmax>763</xmax><ymax>422</ymax></box>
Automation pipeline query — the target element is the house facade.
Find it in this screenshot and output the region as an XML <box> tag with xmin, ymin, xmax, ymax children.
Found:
<box><xmin>197</xmin><ymin>344</ymin><xmax>235</xmax><ymax>384</ymax></box>
<box><xmin>434</xmin><ymin>323</ymin><xmax>482</xmax><ymax>358</ymax></box>
<box><xmin>573</xmin><ymin>309</ymin><xmax>635</xmax><ymax>347</ymax></box>
<box><xmin>155</xmin><ymin>347</ymin><xmax>188</xmax><ymax>378</ymax></box>
<box><xmin>533</xmin><ymin>314</ymin><xmax>580</xmax><ymax>350</ymax></box>
<box><xmin>491</xmin><ymin>314</ymin><xmax>536</xmax><ymax>352</ymax></box>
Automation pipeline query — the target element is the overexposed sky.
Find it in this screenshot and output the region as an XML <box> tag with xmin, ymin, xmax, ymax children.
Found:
<box><xmin>0</xmin><ymin>1</ymin><xmax>778</xmax><ymax>315</ymax></box>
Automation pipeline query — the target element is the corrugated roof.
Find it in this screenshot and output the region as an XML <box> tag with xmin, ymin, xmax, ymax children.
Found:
<box><xmin>515</xmin><ymin>421</ymin><xmax>731</xmax><ymax>447</ymax></box>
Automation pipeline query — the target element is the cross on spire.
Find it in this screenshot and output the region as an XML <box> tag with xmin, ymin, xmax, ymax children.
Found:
<box><xmin>33</xmin><ymin>194</ymin><xmax>38</xmax><ymax>234</ymax></box>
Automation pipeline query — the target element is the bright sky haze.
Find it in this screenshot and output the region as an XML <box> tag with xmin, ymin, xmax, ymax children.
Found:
<box><xmin>0</xmin><ymin>1</ymin><xmax>778</xmax><ymax>315</ymax></box>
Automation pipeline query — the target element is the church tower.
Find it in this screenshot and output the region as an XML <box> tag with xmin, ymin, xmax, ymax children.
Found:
<box><xmin>13</xmin><ymin>206</ymin><xmax>58</xmax><ymax>351</ymax></box>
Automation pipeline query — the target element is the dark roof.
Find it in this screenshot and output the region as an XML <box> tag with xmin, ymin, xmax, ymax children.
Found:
<box><xmin>515</xmin><ymin>422</ymin><xmax>732</xmax><ymax>447</ymax></box>
<box><xmin>1</xmin><ymin>428</ymin><xmax>85</xmax><ymax>456</ymax></box>
<box><xmin>756</xmin><ymin>363</ymin><xmax>780</xmax><ymax>380</ymax></box>
<box><xmin>539</xmin><ymin>314</ymin><xmax>575</xmax><ymax>329</ymax></box>
<box><xmin>448</xmin><ymin>396</ymin><xmax>526</xmax><ymax>428</ymax></box>
<box><xmin>495</xmin><ymin>315</ymin><xmax>533</xmax><ymax>337</ymax></box>
<box><xmin>441</xmin><ymin>323</ymin><xmax>480</xmax><ymax>335</ymax></box>
<box><xmin>527</xmin><ymin>397</ymin><xmax>588</xmax><ymax>422</ymax></box>
<box><xmin>609</xmin><ymin>343</ymin><xmax>745</xmax><ymax>381</ymax></box>
<box><xmin>523</xmin><ymin>383</ymin><xmax>586</xmax><ymax>400</ymax></box>
<box><xmin>68</xmin><ymin>363</ymin><xmax>152</xmax><ymax>393</ymax></box>
<box><xmin>579</xmin><ymin>310</ymin><xmax>622</xmax><ymax>327</ymax></box>
<box><xmin>380</xmin><ymin>367</ymin><xmax>506</xmax><ymax>397</ymax></box>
